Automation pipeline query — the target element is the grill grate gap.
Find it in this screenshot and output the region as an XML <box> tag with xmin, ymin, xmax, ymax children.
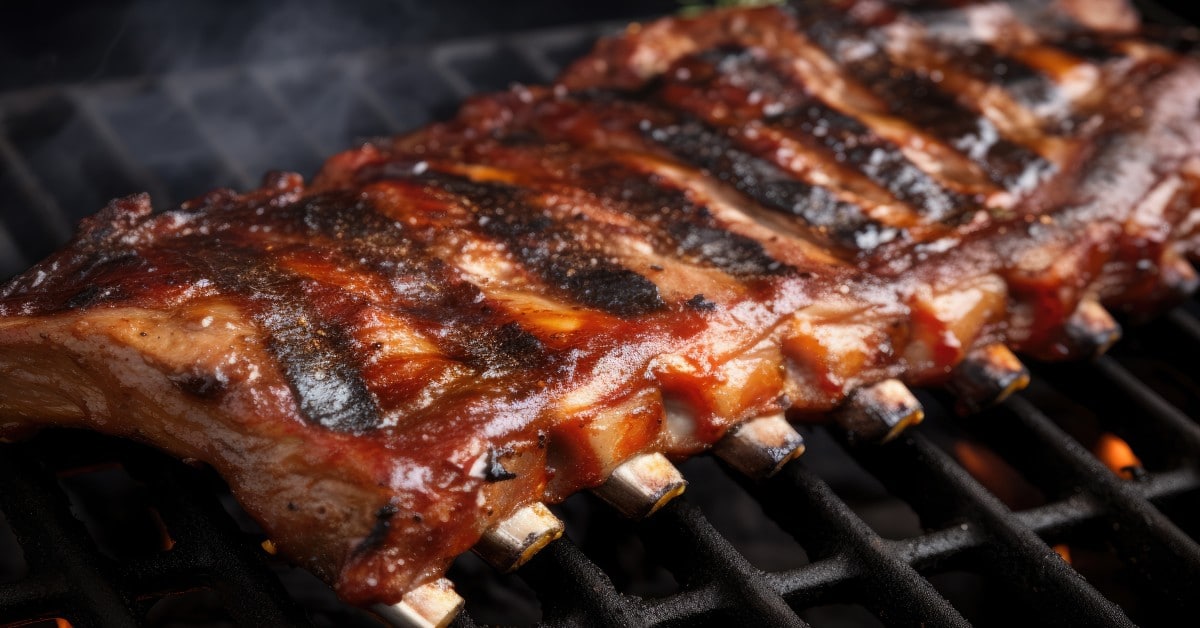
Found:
<box><xmin>55</xmin><ymin>465</ymin><xmax>174</xmax><ymax>561</ymax></box>
<box><xmin>143</xmin><ymin>588</ymin><xmax>236</xmax><ymax>628</ymax></box>
<box><xmin>923</xmin><ymin>413</ymin><xmax>1051</xmax><ymax>512</ymax></box>
<box><xmin>1</xmin><ymin>93</ymin><xmax>146</xmax><ymax>226</ymax></box>
<box><xmin>676</xmin><ymin>455</ymin><xmax>811</xmax><ymax>571</ymax></box>
<box><xmin>174</xmin><ymin>71</ymin><xmax>324</xmax><ymax>181</ymax></box>
<box><xmin>88</xmin><ymin>81</ymin><xmax>244</xmax><ymax>208</ymax></box>
<box><xmin>448</xmin><ymin>551</ymin><xmax>543</xmax><ymax>626</ymax></box>
<box><xmin>799</xmin><ymin>603</ymin><xmax>885</xmax><ymax>628</ymax></box>
<box><xmin>0</xmin><ymin>511</ymin><xmax>28</xmax><ymax>585</ymax></box>
<box><xmin>802</xmin><ymin>421</ymin><xmax>960</xmax><ymax>537</ymax></box>
<box><xmin>553</xmin><ymin>492</ymin><xmax>681</xmax><ymax>598</ymax></box>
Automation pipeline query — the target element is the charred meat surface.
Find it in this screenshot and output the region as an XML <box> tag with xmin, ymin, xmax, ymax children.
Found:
<box><xmin>2</xmin><ymin>0</ymin><xmax>1200</xmax><ymax>607</ymax></box>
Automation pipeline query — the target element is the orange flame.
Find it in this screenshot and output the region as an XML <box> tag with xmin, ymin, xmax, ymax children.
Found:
<box><xmin>1092</xmin><ymin>433</ymin><xmax>1142</xmax><ymax>480</ymax></box>
<box><xmin>1053</xmin><ymin>543</ymin><xmax>1072</xmax><ymax>565</ymax></box>
<box><xmin>953</xmin><ymin>440</ymin><xmax>1044</xmax><ymax>510</ymax></box>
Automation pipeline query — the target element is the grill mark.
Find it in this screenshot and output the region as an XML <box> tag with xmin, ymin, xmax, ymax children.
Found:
<box><xmin>262</xmin><ymin>190</ymin><xmax>552</xmax><ymax>373</ymax></box>
<box><xmin>412</xmin><ymin>171</ymin><xmax>666</xmax><ymax>318</ymax></box>
<box><xmin>460</xmin><ymin>92</ymin><xmax>857</xmax><ymax>266</ymax></box>
<box><xmin>879</xmin><ymin>2</ymin><xmax>1123</xmax><ymax>128</ymax></box>
<box><xmin>638</xmin><ymin>113</ymin><xmax>900</xmax><ymax>252</ymax></box>
<box><xmin>150</xmin><ymin>189</ymin><xmax>561</xmax><ymax>431</ymax></box>
<box><xmin>772</xmin><ymin>106</ymin><xmax>973</xmax><ymax>221</ymax></box>
<box><xmin>657</xmin><ymin>46</ymin><xmax>976</xmax><ymax>223</ymax></box>
<box><xmin>921</xmin><ymin>38</ymin><xmax>1065</xmax><ymax>117</ymax></box>
<box><xmin>384</xmin><ymin>133</ymin><xmax>793</xmax><ymax>281</ymax></box>
<box><xmin>1054</xmin><ymin>35</ymin><xmax>1125</xmax><ymax>63</ymax></box>
<box><xmin>796</xmin><ymin>12</ymin><xmax>1052</xmax><ymax>192</ymax></box>
<box><xmin>577</xmin><ymin>163</ymin><xmax>790</xmax><ymax>277</ymax></box>
<box><xmin>261</xmin><ymin>285</ymin><xmax>379</xmax><ymax>433</ymax></box>
<box><xmin>863</xmin><ymin>62</ymin><xmax>1050</xmax><ymax>190</ymax></box>
<box><xmin>833</xmin><ymin>5</ymin><xmax>1092</xmax><ymax>155</ymax></box>
<box><xmin>179</xmin><ymin>242</ymin><xmax>383</xmax><ymax>434</ymax></box>
<box><xmin>469</xmin><ymin>131</ymin><xmax>796</xmax><ymax>278</ymax></box>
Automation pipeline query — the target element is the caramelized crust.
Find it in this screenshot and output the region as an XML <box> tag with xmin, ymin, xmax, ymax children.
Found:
<box><xmin>2</xmin><ymin>0</ymin><xmax>1199</xmax><ymax>606</ymax></box>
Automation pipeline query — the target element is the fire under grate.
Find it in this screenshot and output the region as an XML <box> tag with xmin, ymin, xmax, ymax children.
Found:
<box><xmin>2</xmin><ymin>6</ymin><xmax>1200</xmax><ymax>628</ymax></box>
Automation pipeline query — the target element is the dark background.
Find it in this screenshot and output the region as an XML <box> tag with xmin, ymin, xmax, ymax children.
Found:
<box><xmin>2</xmin><ymin>0</ymin><xmax>1199</xmax><ymax>92</ymax></box>
<box><xmin>0</xmin><ymin>0</ymin><xmax>682</xmax><ymax>91</ymax></box>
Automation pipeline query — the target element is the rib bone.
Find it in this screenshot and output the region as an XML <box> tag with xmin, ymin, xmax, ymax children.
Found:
<box><xmin>1063</xmin><ymin>299</ymin><xmax>1122</xmax><ymax>357</ymax></box>
<box><xmin>833</xmin><ymin>379</ymin><xmax>925</xmax><ymax>444</ymax></box>
<box><xmin>592</xmin><ymin>452</ymin><xmax>687</xmax><ymax>518</ymax></box>
<box><xmin>473</xmin><ymin>502</ymin><xmax>564</xmax><ymax>572</ymax></box>
<box><xmin>371</xmin><ymin>578</ymin><xmax>464</xmax><ymax>628</ymax></box>
<box><xmin>1162</xmin><ymin>251</ymin><xmax>1200</xmax><ymax>299</ymax></box>
<box><xmin>713</xmin><ymin>413</ymin><xmax>806</xmax><ymax>478</ymax></box>
<box><xmin>949</xmin><ymin>344</ymin><xmax>1031</xmax><ymax>414</ymax></box>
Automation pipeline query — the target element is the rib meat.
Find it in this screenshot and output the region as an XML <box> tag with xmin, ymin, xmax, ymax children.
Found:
<box><xmin>2</xmin><ymin>0</ymin><xmax>1199</xmax><ymax>607</ymax></box>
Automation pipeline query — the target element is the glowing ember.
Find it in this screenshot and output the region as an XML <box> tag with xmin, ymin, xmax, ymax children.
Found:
<box><xmin>952</xmin><ymin>440</ymin><xmax>1045</xmax><ymax>510</ymax></box>
<box><xmin>1092</xmin><ymin>433</ymin><xmax>1143</xmax><ymax>480</ymax></box>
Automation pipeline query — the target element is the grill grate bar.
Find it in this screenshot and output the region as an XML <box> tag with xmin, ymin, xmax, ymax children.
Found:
<box><xmin>1001</xmin><ymin>395</ymin><xmax>1200</xmax><ymax>613</ymax></box>
<box><xmin>1090</xmin><ymin>354</ymin><xmax>1200</xmax><ymax>457</ymax></box>
<box><xmin>508</xmin><ymin>38</ymin><xmax>565</xmax><ymax>83</ymax></box>
<box><xmin>889</xmin><ymin>463</ymin><xmax>1199</xmax><ymax>569</ymax></box>
<box><xmin>157</xmin><ymin>76</ymin><xmax>258</xmax><ymax>190</ymax></box>
<box><xmin>64</xmin><ymin>88</ymin><xmax>174</xmax><ymax>208</ymax></box>
<box><xmin>763</xmin><ymin>554</ymin><xmax>855</xmax><ymax>609</ymax></box>
<box><xmin>1</xmin><ymin>433</ymin><xmax>316</xmax><ymax>628</ymax></box>
<box><xmin>0</xmin><ymin>574</ymin><xmax>70</xmax><ymax>623</ymax></box>
<box><xmin>430</xmin><ymin>48</ymin><xmax>479</xmax><ymax>99</ymax></box>
<box><xmin>118</xmin><ymin>451</ymin><xmax>316</xmax><ymax>627</ymax></box>
<box><xmin>245</xmin><ymin>68</ymin><xmax>333</xmax><ymax>163</ymax></box>
<box><xmin>1166</xmin><ymin>306</ymin><xmax>1200</xmax><ymax>347</ymax></box>
<box><xmin>740</xmin><ymin>457</ymin><xmax>971</xmax><ymax>626</ymax></box>
<box><xmin>518</xmin><ymin>536</ymin><xmax>648</xmax><ymax>627</ymax></box>
<box><xmin>639</xmin><ymin>585</ymin><xmax>726</xmax><ymax>627</ymax></box>
<box><xmin>851</xmin><ymin>428</ymin><xmax>1136</xmax><ymax>627</ymax></box>
<box><xmin>0</xmin><ymin>445</ymin><xmax>138</xmax><ymax>628</ymax></box>
<box><xmin>0</xmin><ymin>123</ymin><xmax>74</xmax><ymax>255</ymax></box>
<box><xmin>1012</xmin><ymin>464</ymin><xmax>1198</xmax><ymax>536</ymax></box>
<box><xmin>344</xmin><ymin>67</ymin><xmax>411</xmax><ymax>135</ymax></box>
<box><xmin>645</xmin><ymin>498</ymin><xmax>808</xmax><ymax>627</ymax></box>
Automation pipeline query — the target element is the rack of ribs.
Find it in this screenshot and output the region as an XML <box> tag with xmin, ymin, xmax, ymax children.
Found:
<box><xmin>1</xmin><ymin>0</ymin><xmax>1198</xmax><ymax>620</ymax></box>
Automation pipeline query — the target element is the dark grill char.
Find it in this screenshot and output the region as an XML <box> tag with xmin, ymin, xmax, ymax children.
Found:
<box><xmin>2</xmin><ymin>0</ymin><xmax>1200</xmax><ymax>611</ymax></box>
<box><xmin>644</xmin><ymin>117</ymin><xmax>892</xmax><ymax>251</ymax></box>
<box><xmin>417</xmin><ymin>171</ymin><xmax>667</xmax><ymax>317</ymax></box>
<box><xmin>788</xmin><ymin>1</ymin><xmax>1057</xmax><ymax>191</ymax></box>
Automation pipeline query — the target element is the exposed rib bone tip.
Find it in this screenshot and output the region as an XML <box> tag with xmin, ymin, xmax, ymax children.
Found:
<box><xmin>833</xmin><ymin>379</ymin><xmax>924</xmax><ymax>445</ymax></box>
<box><xmin>949</xmin><ymin>344</ymin><xmax>1030</xmax><ymax>415</ymax></box>
<box><xmin>372</xmin><ymin>578</ymin><xmax>464</xmax><ymax>628</ymax></box>
<box><xmin>592</xmin><ymin>452</ymin><xmax>687</xmax><ymax>518</ymax></box>
<box><xmin>474</xmin><ymin>502</ymin><xmax>564</xmax><ymax>572</ymax></box>
<box><xmin>1064</xmin><ymin>299</ymin><xmax>1121</xmax><ymax>357</ymax></box>
<box><xmin>713</xmin><ymin>413</ymin><xmax>805</xmax><ymax>478</ymax></box>
<box><xmin>1163</xmin><ymin>253</ymin><xmax>1199</xmax><ymax>298</ymax></box>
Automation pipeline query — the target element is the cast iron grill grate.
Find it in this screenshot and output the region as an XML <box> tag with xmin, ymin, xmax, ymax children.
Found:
<box><xmin>1</xmin><ymin>8</ymin><xmax>1199</xmax><ymax>628</ymax></box>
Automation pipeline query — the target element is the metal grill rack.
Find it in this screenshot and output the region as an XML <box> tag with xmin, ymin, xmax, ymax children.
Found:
<box><xmin>1</xmin><ymin>8</ymin><xmax>1200</xmax><ymax>628</ymax></box>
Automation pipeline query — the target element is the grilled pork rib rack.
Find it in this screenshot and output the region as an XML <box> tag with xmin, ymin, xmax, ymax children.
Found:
<box><xmin>2</xmin><ymin>0</ymin><xmax>1199</xmax><ymax>621</ymax></box>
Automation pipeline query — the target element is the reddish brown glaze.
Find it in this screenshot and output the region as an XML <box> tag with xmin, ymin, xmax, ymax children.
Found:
<box><xmin>1</xmin><ymin>0</ymin><xmax>1199</xmax><ymax>606</ymax></box>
